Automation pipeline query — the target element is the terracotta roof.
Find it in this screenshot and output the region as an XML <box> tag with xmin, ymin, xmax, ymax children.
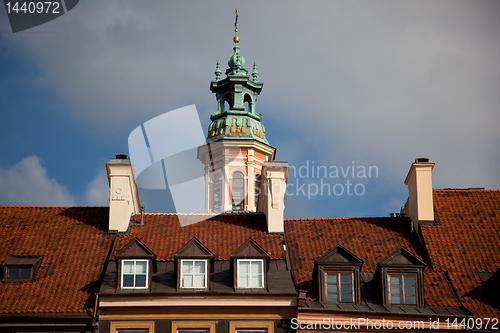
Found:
<box><xmin>0</xmin><ymin>206</ymin><xmax>114</xmax><ymax>315</ymax></box>
<box><xmin>421</xmin><ymin>189</ymin><xmax>500</xmax><ymax>317</ymax></box>
<box><xmin>115</xmin><ymin>212</ymin><xmax>285</xmax><ymax>261</ymax></box>
<box><xmin>284</xmin><ymin>217</ymin><xmax>461</xmax><ymax>307</ymax></box>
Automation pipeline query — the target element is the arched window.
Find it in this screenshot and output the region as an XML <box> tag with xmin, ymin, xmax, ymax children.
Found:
<box><xmin>212</xmin><ymin>174</ymin><xmax>222</xmax><ymax>213</ymax></box>
<box><xmin>232</xmin><ymin>171</ymin><xmax>245</xmax><ymax>211</ymax></box>
<box><xmin>255</xmin><ymin>174</ymin><xmax>261</xmax><ymax>207</ymax></box>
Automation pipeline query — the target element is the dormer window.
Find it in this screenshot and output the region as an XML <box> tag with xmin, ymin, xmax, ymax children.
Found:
<box><xmin>115</xmin><ymin>238</ymin><xmax>156</xmax><ymax>290</ymax></box>
<box><xmin>180</xmin><ymin>259</ymin><xmax>208</xmax><ymax>288</ymax></box>
<box><xmin>2</xmin><ymin>256</ymin><xmax>42</xmax><ymax>282</ymax></box>
<box><xmin>314</xmin><ymin>245</ymin><xmax>363</xmax><ymax>305</ymax></box>
<box><xmin>388</xmin><ymin>273</ymin><xmax>417</xmax><ymax>305</ymax></box>
<box><xmin>326</xmin><ymin>271</ymin><xmax>353</xmax><ymax>303</ymax></box>
<box><xmin>377</xmin><ymin>247</ymin><xmax>425</xmax><ymax>307</ymax></box>
<box><xmin>174</xmin><ymin>238</ymin><xmax>214</xmax><ymax>290</ymax></box>
<box><xmin>231</xmin><ymin>239</ymin><xmax>270</xmax><ymax>289</ymax></box>
<box><xmin>122</xmin><ymin>260</ymin><xmax>148</xmax><ymax>288</ymax></box>
<box><xmin>237</xmin><ymin>259</ymin><xmax>264</xmax><ymax>288</ymax></box>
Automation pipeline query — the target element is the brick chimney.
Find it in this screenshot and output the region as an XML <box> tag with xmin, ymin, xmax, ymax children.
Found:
<box><xmin>256</xmin><ymin>162</ymin><xmax>289</xmax><ymax>233</ymax></box>
<box><xmin>106</xmin><ymin>154</ymin><xmax>141</xmax><ymax>233</ymax></box>
<box><xmin>403</xmin><ymin>158</ymin><xmax>435</xmax><ymax>230</ymax></box>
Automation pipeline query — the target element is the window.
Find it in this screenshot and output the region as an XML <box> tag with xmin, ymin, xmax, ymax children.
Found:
<box><xmin>212</xmin><ymin>174</ymin><xmax>221</xmax><ymax>213</ymax></box>
<box><xmin>325</xmin><ymin>271</ymin><xmax>354</xmax><ymax>303</ymax></box>
<box><xmin>230</xmin><ymin>321</ymin><xmax>274</xmax><ymax>333</ymax></box>
<box><xmin>181</xmin><ymin>260</ymin><xmax>207</xmax><ymax>288</ymax></box>
<box><xmin>110</xmin><ymin>322</ymin><xmax>154</xmax><ymax>333</ymax></box>
<box><xmin>389</xmin><ymin>273</ymin><xmax>417</xmax><ymax>305</ymax></box>
<box><xmin>172</xmin><ymin>321</ymin><xmax>215</xmax><ymax>333</ymax></box>
<box><xmin>232</xmin><ymin>171</ymin><xmax>245</xmax><ymax>211</ymax></box>
<box><xmin>255</xmin><ymin>174</ymin><xmax>261</xmax><ymax>206</ymax></box>
<box><xmin>2</xmin><ymin>256</ymin><xmax>42</xmax><ymax>282</ymax></box>
<box><xmin>238</xmin><ymin>259</ymin><xmax>264</xmax><ymax>288</ymax></box>
<box><xmin>121</xmin><ymin>260</ymin><xmax>148</xmax><ymax>288</ymax></box>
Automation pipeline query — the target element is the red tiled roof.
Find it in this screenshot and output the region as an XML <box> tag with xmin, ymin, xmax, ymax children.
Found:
<box><xmin>421</xmin><ymin>189</ymin><xmax>500</xmax><ymax>317</ymax></box>
<box><xmin>115</xmin><ymin>213</ymin><xmax>284</xmax><ymax>261</ymax></box>
<box><xmin>0</xmin><ymin>206</ymin><xmax>114</xmax><ymax>315</ymax></box>
<box><xmin>284</xmin><ymin>217</ymin><xmax>461</xmax><ymax>307</ymax></box>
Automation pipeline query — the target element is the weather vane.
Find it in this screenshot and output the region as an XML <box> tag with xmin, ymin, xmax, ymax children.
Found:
<box><xmin>233</xmin><ymin>9</ymin><xmax>239</xmax><ymax>43</ymax></box>
<box><xmin>235</xmin><ymin>9</ymin><xmax>238</xmax><ymax>32</ymax></box>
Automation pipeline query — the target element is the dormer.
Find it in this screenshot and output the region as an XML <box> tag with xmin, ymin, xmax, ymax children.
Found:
<box><xmin>376</xmin><ymin>247</ymin><xmax>426</xmax><ymax>307</ymax></box>
<box><xmin>2</xmin><ymin>256</ymin><xmax>42</xmax><ymax>282</ymax></box>
<box><xmin>314</xmin><ymin>245</ymin><xmax>363</xmax><ymax>305</ymax></box>
<box><xmin>115</xmin><ymin>238</ymin><xmax>156</xmax><ymax>290</ymax></box>
<box><xmin>174</xmin><ymin>238</ymin><xmax>214</xmax><ymax>290</ymax></box>
<box><xmin>231</xmin><ymin>238</ymin><xmax>270</xmax><ymax>289</ymax></box>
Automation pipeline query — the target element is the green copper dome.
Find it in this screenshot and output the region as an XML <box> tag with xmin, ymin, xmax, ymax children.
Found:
<box><xmin>206</xmin><ymin>14</ymin><xmax>273</xmax><ymax>149</ymax></box>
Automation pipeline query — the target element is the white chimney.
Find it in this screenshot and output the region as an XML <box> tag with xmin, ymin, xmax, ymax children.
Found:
<box><xmin>403</xmin><ymin>158</ymin><xmax>435</xmax><ymax>229</ymax></box>
<box><xmin>106</xmin><ymin>154</ymin><xmax>141</xmax><ymax>233</ymax></box>
<box><xmin>257</xmin><ymin>162</ymin><xmax>289</xmax><ymax>233</ymax></box>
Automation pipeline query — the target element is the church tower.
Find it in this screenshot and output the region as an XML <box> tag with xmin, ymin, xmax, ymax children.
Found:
<box><xmin>198</xmin><ymin>11</ymin><xmax>276</xmax><ymax>213</ymax></box>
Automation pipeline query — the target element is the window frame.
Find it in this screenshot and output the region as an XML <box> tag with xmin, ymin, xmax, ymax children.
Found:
<box><xmin>180</xmin><ymin>259</ymin><xmax>208</xmax><ymax>289</ymax></box>
<box><xmin>323</xmin><ymin>270</ymin><xmax>355</xmax><ymax>304</ymax></box>
<box><xmin>230</xmin><ymin>321</ymin><xmax>274</xmax><ymax>333</ymax></box>
<box><xmin>237</xmin><ymin>259</ymin><xmax>264</xmax><ymax>289</ymax></box>
<box><xmin>2</xmin><ymin>256</ymin><xmax>42</xmax><ymax>283</ymax></box>
<box><xmin>172</xmin><ymin>321</ymin><xmax>216</xmax><ymax>333</ymax></box>
<box><xmin>231</xmin><ymin>171</ymin><xmax>246</xmax><ymax>211</ymax></box>
<box><xmin>121</xmin><ymin>259</ymin><xmax>149</xmax><ymax>289</ymax></box>
<box><xmin>110</xmin><ymin>321</ymin><xmax>154</xmax><ymax>333</ymax></box>
<box><xmin>387</xmin><ymin>273</ymin><xmax>418</xmax><ymax>305</ymax></box>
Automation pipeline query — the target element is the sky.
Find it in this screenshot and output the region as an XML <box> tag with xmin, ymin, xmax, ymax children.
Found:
<box><xmin>0</xmin><ymin>1</ymin><xmax>499</xmax><ymax>218</ymax></box>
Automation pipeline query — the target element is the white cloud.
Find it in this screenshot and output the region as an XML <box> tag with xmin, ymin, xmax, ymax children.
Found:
<box><xmin>82</xmin><ymin>168</ymin><xmax>109</xmax><ymax>207</ymax></box>
<box><xmin>0</xmin><ymin>156</ymin><xmax>76</xmax><ymax>206</ymax></box>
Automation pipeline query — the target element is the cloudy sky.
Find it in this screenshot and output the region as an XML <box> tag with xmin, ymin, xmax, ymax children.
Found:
<box><xmin>1</xmin><ymin>1</ymin><xmax>499</xmax><ymax>218</ymax></box>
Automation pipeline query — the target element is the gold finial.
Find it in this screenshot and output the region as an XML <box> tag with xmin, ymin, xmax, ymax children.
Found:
<box><xmin>233</xmin><ymin>9</ymin><xmax>239</xmax><ymax>43</ymax></box>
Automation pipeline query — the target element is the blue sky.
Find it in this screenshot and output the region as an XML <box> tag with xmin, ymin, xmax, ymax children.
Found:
<box><xmin>1</xmin><ymin>1</ymin><xmax>499</xmax><ymax>218</ymax></box>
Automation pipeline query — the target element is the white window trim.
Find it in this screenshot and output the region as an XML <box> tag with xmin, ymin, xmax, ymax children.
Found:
<box><xmin>237</xmin><ymin>259</ymin><xmax>264</xmax><ymax>288</ymax></box>
<box><xmin>121</xmin><ymin>259</ymin><xmax>149</xmax><ymax>289</ymax></box>
<box><xmin>180</xmin><ymin>259</ymin><xmax>208</xmax><ymax>289</ymax></box>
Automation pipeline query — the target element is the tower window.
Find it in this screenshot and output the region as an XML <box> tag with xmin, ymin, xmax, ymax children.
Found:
<box><xmin>232</xmin><ymin>171</ymin><xmax>245</xmax><ymax>211</ymax></box>
<box><xmin>255</xmin><ymin>174</ymin><xmax>261</xmax><ymax>207</ymax></box>
<box><xmin>212</xmin><ymin>174</ymin><xmax>222</xmax><ymax>213</ymax></box>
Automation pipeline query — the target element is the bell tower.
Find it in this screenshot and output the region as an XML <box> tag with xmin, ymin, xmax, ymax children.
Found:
<box><xmin>198</xmin><ymin>10</ymin><xmax>276</xmax><ymax>213</ymax></box>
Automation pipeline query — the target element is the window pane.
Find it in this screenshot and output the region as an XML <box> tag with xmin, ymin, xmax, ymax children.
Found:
<box><xmin>194</xmin><ymin>261</ymin><xmax>205</xmax><ymax>274</ymax></box>
<box><xmin>123</xmin><ymin>274</ymin><xmax>134</xmax><ymax>287</ymax></box>
<box><xmin>135</xmin><ymin>274</ymin><xmax>147</xmax><ymax>287</ymax></box>
<box><xmin>118</xmin><ymin>330</ymin><xmax>149</xmax><ymax>333</ymax></box>
<box><xmin>341</xmin><ymin>283</ymin><xmax>352</xmax><ymax>293</ymax></box>
<box><xmin>392</xmin><ymin>295</ymin><xmax>402</xmax><ymax>304</ymax></box>
<box><xmin>250</xmin><ymin>274</ymin><xmax>262</xmax><ymax>287</ymax></box>
<box><xmin>251</xmin><ymin>261</ymin><xmax>262</xmax><ymax>274</ymax></box>
<box><xmin>327</xmin><ymin>274</ymin><xmax>338</xmax><ymax>283</ymax></box>
<box><xmin>237</xmin><ymin>330</ymin><xmax>266</xmax><ymax>333</ymax></box>
<box><xmin>391</xmin><ymin>285</ymin><xmax>402</xmax><ymax>295</ymax></box>
<box><xmin>328</xmin><ymin>293</ymin><xmax>339</xmax><ymax>302</ymax></box>
<box><xmin>123</xmin><ymin>261</ymin><xmax>134</xmax><ymax>274</ymax></box>
<box><xmin>239</xmin><ymin>275</ymin><xmax>248</xmax><ymax>288</ymax></box>
<box><xmin>136</xmin><ymin>261</ymin><xmax>147</xmax><ymax>274</ymax></box>
<box><xmin>7</xmin><ymin>268</ymin><xmax>17</xmax><ymax>277</ymax></box>
<box><xmin>341</xmin><ymin>273</ymin><xmax>351</xmax><ymax>283</ymax></box>
<box><xmin>390</xmin><ymin>275</ymin><xmax>402</xmax><ymax>285</ymax></box>
<box><xmin>405</xmin><ymin>275</ymin><xmax>415</xmax><ymax>285</ymax></box>
<box><xmin>193</xmin><ymin>274</ymin><xmax>205</xmax><ymax>287</ymax></box>
<box><xmin>20</xmin><ymin>268</ymin><xmax>30</xmax><ymax>277</ymax></box>
<box><xmin>183</xmin><ymin>261</ymin><xmax>194</xmax><ymax>274</ymax></box>
<box><xmin>239</xmin><ymin>261</ymin><xmax>249</xmax><ymax>274</ymax></box>
<box><xmin>183</xmin><ymin>275</ymin><xmax>193</xmax><ymax>287</ymax></box>
<box><xmin>405</xmin><ymin>285</ymin><xmax>416</xmax><ymax>296</ymax></box>
<box><xmin>341</xmin><ymin>293</ymin><xmax>353</xmax><ymax>302</ymax></box>
<box><xmin>178</xmin><ymin>330</ymin><xmax>209</xmax><ymax>333</ymax></box>
<box><xmin>405</xmin><ymin>295</ymin><xmax>417</xmax><ymax>305</ymax></box>
<box><xmin>327</xmin><ymin>284</ymin><xmax>338</xmax><ymax>293</ymax></box>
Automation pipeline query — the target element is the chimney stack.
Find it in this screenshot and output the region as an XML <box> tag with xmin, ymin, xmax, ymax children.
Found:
<box><xmin>257</xmin><ymin>162</ymin><xmax>289</xmax><ymax>233</ymax></box>
<box><xmin>403</xmin><ymin>158</ymin><xmax>435</xmax><ymax>230</ymax></box>
<box><xmin>106</xmin><ymin>154</ymin><xmax>141</xmax><ymax>233</ymax></box>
